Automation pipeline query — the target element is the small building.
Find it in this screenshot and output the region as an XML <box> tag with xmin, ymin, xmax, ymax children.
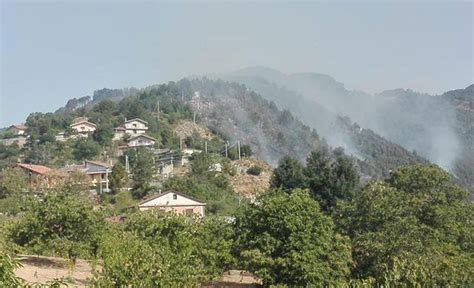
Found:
<box><xmin>17</xmin><ymin>163</ymin><xmax>57</xmax><ymax>189</ymax></box>
<box><xmin>113</xmin><ymin>118</ymin><xmax>149</xmax><ymax>140</ymax></box>
<box><xmin>8</xmin><ymin>124</ymin><xmax>28</xmax><ymax>136</ymax></box>
<box><xmin>18</xmin><ymin>163</ymin><xmax>52</xmax><ymax>177</ymax></box>
<box><xmin>127</xmin><ymin>134</ymin><xmax>156</xmax><ymax>148</ymax></box>
<box><xmin>138</xmin><ymin>191</ymin><xmax>206</xmax><ymax>217</ymax></box>
<box><xmin>70</xmin><ymin>120</ymin><xmax>97</xmax><ymax>136</ymax></box>
<box><xmin>61</xmin><ymin>160</ymin><xmax>111</xmax><ymax>192</ymax></box>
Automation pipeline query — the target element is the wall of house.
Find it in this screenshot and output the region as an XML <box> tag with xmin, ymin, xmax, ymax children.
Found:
<box><xmin>129</xmin><ymin>138</ymin><xmax>155</xmax><ymax>147</ymax></box>
<box><xmin>139</xmin><ymin>205</ymin><xmax>205</xmax><ymax>217</ymax></box>
<box><xmin>72</xmin><ymin>124</ymin><xmax>96</xmax><ymax>133</ymax></box>
<box><xmin>124</xmin><ymin>121</ymin><xmax>147</xmax><ymax>131</ymax></box>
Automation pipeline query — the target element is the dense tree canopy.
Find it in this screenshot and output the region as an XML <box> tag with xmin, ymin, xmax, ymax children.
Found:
<box><xmin>335</xmin><ymin>165</ymin><xmax>474</xmax><ymax>286</ymax></box>
<box><xmin>234</xmin><ymin>189</ymin><xmax>352</xmax><ymax>286</ymax></box>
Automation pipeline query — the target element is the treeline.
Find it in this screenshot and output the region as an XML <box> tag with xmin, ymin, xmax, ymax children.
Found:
<box><xmin>1</xmin><ymin>148</ymin><xmax>473</xmax><ymax>286</ymax></box>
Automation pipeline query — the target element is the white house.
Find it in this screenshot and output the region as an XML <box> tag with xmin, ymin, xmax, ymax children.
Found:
<box><xmin>127</xmin><ymin>134</ymin><xmax>156</xmax><ymax>148</ymax></box>
<box><xmin>113</xmin><ymin>118</ymin><xmax>149</xmax><ymax>140</ymax></box>
<box><xmin>70</xmin><ymin>120</ymin><xmax>97</xmax><ymax>136</ymax></box>
<box><xmin>138</xmin><ymin>191</ymin><xmax>206</xmax><ymax>217</ymax></box>
<box><xmin>8</xmin><ymin>124</ymin><xmax>27</xmax><ymax>136</ymax></box>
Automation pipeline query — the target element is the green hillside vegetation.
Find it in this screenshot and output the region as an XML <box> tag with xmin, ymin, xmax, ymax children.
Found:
<box><xmin>1</xmin><ymin>160</ymin><xmax>472</xmax><ymax>286</ymax></box>
<box><xmin>218</xmin><ymin>67</ymin><xmax>473</xmax><ymax>194</ymax></box>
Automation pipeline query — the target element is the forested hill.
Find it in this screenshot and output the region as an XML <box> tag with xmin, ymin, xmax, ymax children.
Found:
<box><xmin>49</xmin><ymin>78</ymin><xmax>427</xmax><ymax>181</ymax></box>
<box><xmin>214</xmin><ymin>67</ymin><xmax>472</xmax><ymax>192</ymax></box>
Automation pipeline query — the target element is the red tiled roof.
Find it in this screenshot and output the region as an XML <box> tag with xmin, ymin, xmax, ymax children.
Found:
<box><xmin>17</xmin><ymin>163</ymin><xmax>52</xmax><ymax>175</ymax></box>
<box><xmin>9</xmin><ymin>124</ymin><xmax>27</xmax><ymax>130</ymax></box>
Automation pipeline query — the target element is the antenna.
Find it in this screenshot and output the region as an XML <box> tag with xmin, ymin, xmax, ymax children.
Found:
<box><xmin>157</xmin><ymin>100</ymin><xmax>160</xmax><ymax>117</ymax></box>
<box><xmin>238</xmin><ymin>140</ymin><xmax>241</xmax><ymax>160</ymax></box>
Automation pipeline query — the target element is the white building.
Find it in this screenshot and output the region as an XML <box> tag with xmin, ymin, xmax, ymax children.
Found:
<box><xmin>138</xmin><ymin>191</ymin><xmax>206</xmax><ymax>217</ymax></box>
<box><xmin>70</xmin><ymin>120</ymin><xmax>97</xmax><ymax>136</ymax></box>
<box><xmin>114</xmin><ymin>118</ymin><xmax>149</xmax><ymax>140</ymax></box>
<box><xmin>127</xmin><ymin>134</ymin><xmax>156</xmax><ymax>148</ymax></box>
<box><xmin>8</xmin><ymin>124</ymin><xmax>28</xmax><ymax>136</ymax></box>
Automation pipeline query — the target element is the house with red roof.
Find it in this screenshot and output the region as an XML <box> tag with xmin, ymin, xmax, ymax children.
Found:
<box><xmin>8</xmin><ymin>124</ymin><xmax>28</xmax><ymax>136</ymax></box>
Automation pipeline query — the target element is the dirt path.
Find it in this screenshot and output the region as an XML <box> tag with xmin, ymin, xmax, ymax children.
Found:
<box><xmin>15</xmin><ymin>255</ymin><xmax>95</xmax><ymax>287</ymax></box>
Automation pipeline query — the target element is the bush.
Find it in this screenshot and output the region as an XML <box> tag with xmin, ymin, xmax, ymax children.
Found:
<box><xmin>246</xmin><ymin>165</ymin><xmax>262</xmax><ymax>176</ymax></box>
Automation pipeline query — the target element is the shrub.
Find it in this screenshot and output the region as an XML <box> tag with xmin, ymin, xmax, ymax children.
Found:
<box><xmin>246</xmin><ymin>165</ymin><xmax>262</xmax><ymax>176</ymax></box>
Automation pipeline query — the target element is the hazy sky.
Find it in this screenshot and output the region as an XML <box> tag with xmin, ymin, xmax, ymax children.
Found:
<box><xmin>1</xmin><ymin>0</ymin><xmax>473</xmax><ymax>127</ymax></box>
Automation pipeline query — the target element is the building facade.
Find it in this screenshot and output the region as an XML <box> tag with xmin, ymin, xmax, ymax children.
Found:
<box><xmin>138</xmin><ymin>191</ymin><xmax>206</xmax><ymax>217</ymax></box>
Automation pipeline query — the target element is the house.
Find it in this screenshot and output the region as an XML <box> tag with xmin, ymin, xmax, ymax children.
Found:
<box><xmin>138</xmin><ymin>191</ymin><xmax>206</xmax><ymax>217</ymax></box>
<box><xmin>18</xmin><ymin>163</ymin><xmax>52</xmax><ymax>177</ymax></box>
<box><xmin>127</xmin><ymin>134</ymin><xmax>156</xmax><ymax>148</ymax></box>
<box><xmin>113</xmin><ymin>118</ymin><xmax>149</xmax><ymax>140</ymax></box>
<box><xmin>8</xmin><ymin>124</ymin><xmax>28</xmax><ymax>136</ymax></box>
<box><xmin>61</xmin><ymin>160</ymin><xmax>111</xmax><ymax>192</ymax></box>
<box><xmin>17</xmin><ymin>163</ymin><xmax>57</xmax><ymax>188</ymax></box>
<box><xmin>70</xmin><ymin>120</ymin><xmax>97</xmax><ymax>136</ymax></box>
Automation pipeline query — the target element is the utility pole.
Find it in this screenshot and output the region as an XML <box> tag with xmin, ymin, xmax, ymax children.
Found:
<box><xmin>204</xmin><ymin>141</ymin><xmax>208</xmax><ymax>154</ymax></box>
<box><xmin>125</xmin><ymin>155</ymin><xmax>130</xmax><ymax>173</ymax></box>
<box><xmin>157</xmin><ymin>100</ymin><xmax>160</xmax><ymax>117</ymax></box>
<box><xmin>225</xmin><ymin>142</ymin><xmax>228</xmax><ymax>158</ymax></box>
<box><xmin>237</xmin><ymin>140</ymin><xmax>241</xmax><ymax>160</ymax></box>
<box><xmin>170</xmin><ymin>155</ymin><xmax>174</xmax><ymax>177</ymax></box>
<box><xmin>105</xmin><ymin>168</ymin><xmax>109</xmax><ymax>193</ymax></box>
<box><xmin>193</xmin><ymin>111</ymin><xmax>196</xmax><ymax>124</ymax></box>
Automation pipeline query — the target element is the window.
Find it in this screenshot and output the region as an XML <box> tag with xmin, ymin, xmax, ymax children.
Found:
<box><xmin>173</xmin><ymin>193</ymin><xmax>177</xmax><ymax>200</ymax></box>
<box><xmin>185</xmin><ymin>209</ymin><xmax>194</xmax><ymax>216</ymax></box>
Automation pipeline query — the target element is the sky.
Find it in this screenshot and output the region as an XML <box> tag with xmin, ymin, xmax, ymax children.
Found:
<box><xmin>1</xmin><ymin>0</ymin><xmax>473</xmax><ymax>127</ymax></box>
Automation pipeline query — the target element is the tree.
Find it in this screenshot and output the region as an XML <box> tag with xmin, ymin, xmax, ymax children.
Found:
<box><xmin>270</xmin><ymin>156</ymin><xmax>306</xmax><ymax>192</ymax></box>
<box><xmin>335</xmin><ymin>165</ymin><xmax>474</xmax><ymax>286</ymax></box>
<box><xmin>73</xmin><ymin>138</ymin><xmax>101</xmax><ymax>161</ymax></box>
<box><xmin>130</xmin><ymin>148</ymin><xmax>155</xmax><ymax>199</ymax></box>
<box><xmin>305</xmin><ymin>147</ymin><xmax>359</xmax><ymax>212</ymax></box>
<box><xmin>9</xmin><ymin>189</ymin><xmax>104</xmax><ymax>259</ymax></box>
<box><xmin>93</xmin><ymin>122</ymin><xmax>114</xmax><ymax>146</ymax></box>
<box><xmin>0</xmin><ymin>167</ymin><xmax>28</xmax><ymax>198</ymax></box>
<box><xmin>234</xmin><ymin>189</ymin><xmax>352</xmax><ymax>286</ymax></box>
<box><xmin>0</xmin><ymin>252</ymin><xmax>23</xmax><ymax>287</ymax></box>
<box><xmin>94</xmin><ymin>211</ymin><xmax>234</xmax><ymax>286</ymax></box>
<box><xmin>109</xmin><ymin>162</ymin><xmax>128</xmax><ymax>194</ymax></box>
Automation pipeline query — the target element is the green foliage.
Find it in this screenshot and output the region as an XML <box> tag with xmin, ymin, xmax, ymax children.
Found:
<box><xmin>93</xmin><ymin>122</ymin><xmax>114</xmax><ymax>146</ymax></box>
<box><xmin>72</xmin><ymin>138</ymin><xmax>101</xmax><ymax>161</ymax></box>
<box><xmin>0</xmin><ymin>167</ymin><xmax>28</xmax><ymax>198</ymax></box>
<box><xmin>246</xmin><ymin>165</ymin><xmax>262</xmax><ymax>176</ymax></box>
<box><xmin>270</xmin><ymin>156</ymin><xmax>306</xmax><ymax>192</ymax></box>
<box><xmin>234</xmin><ymin>189</ymin><xmax>352</xmax><ymax>286</ymax></box>
<box><xmin>0</xmin><ymin>252</ymin><xmax>23</xmax><ymax>287</ymax></box>
<box><xmin>9</xmin><ymin>189</ymin><xmax>104</xmax><ymax>259</ymax></box>
<box><xmin>130</xmin><ymin>148</ymin><xmax>155</xmax><ymax>199</ymax></box>
<box><xmin>0</xmin><ymin>142</ymin><xmax>21</xmax><ymax>169</ymax></box>
<box><xmin>335</xmin><ymin>164</ymin><xmax>474</xmax><ymax>286</ymax></box>
<box><xmin>108</xmin><ymin>162</ymin><xmax>128</xmax><ymax>194</ymax></box>
<box><xmin>305</xmin><ymin>147</ymin><xmax>359</xmax><ymax>212</ymax></box>
<box><xmin>163</xmin><ymin>176</ymin><xmax>240</xmax><ymax>216</ymax></box>
<box><xmin>93</xmin><ymin>211</ymin><xmax>234</xmax><ymax>286</ymax></box>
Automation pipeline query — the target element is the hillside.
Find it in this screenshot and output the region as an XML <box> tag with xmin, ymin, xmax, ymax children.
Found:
<box><xmin>2</xmin><ymin>77</ymin><xmax>437</xmax><ymax>187</ymax></box>
<box><xmin>214</xmin><ymin>67</ymin><xmax>472</xmax><ymax>192</ymax></box>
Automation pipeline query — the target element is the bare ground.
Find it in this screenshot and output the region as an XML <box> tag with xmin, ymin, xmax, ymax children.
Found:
<box><xmin>15</xmin><ymin>255</ymin><xmax>96</xmax><ymax>287</ymax></box>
